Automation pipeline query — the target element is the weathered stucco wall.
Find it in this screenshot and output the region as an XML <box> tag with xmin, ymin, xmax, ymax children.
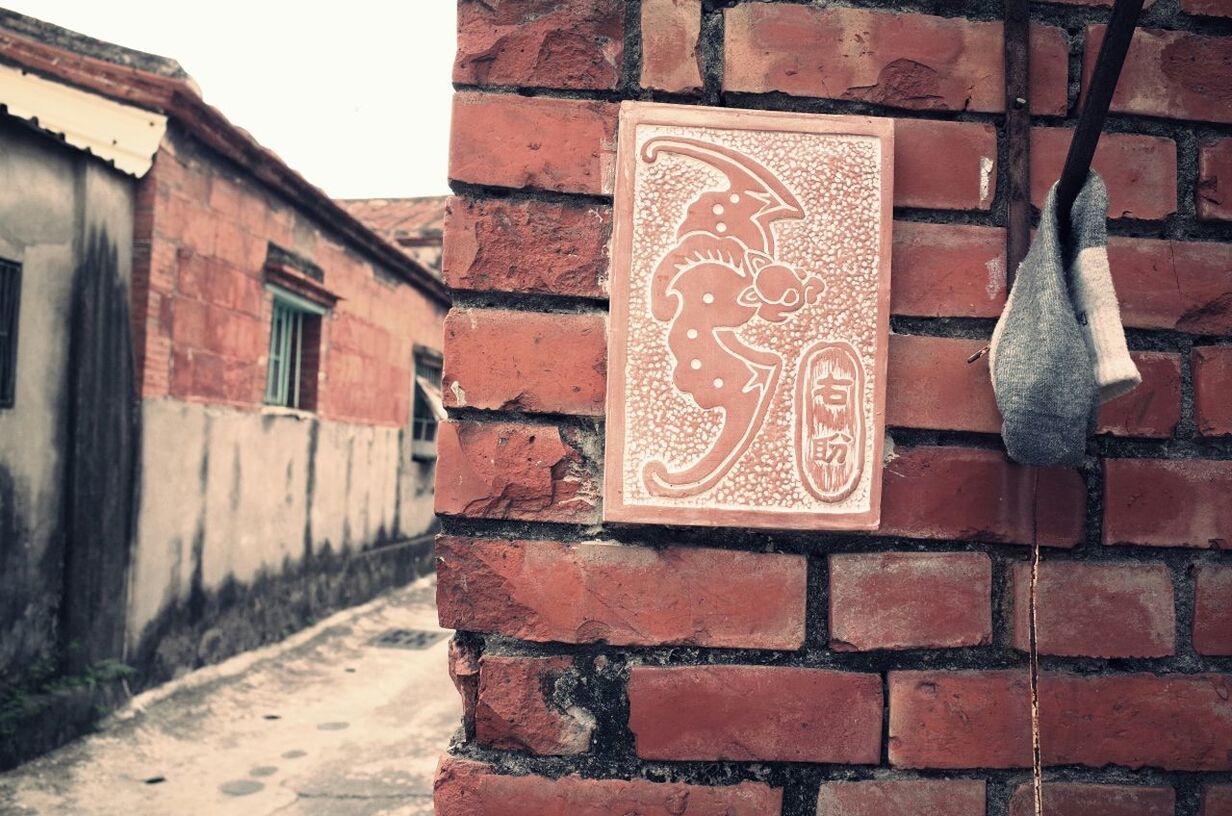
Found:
<box><xmin>0</xmin><ymin>116</ymin><xmax>135</xmax><ymax>686</ymax></box>
<box><xmin>127</xmin><ymin>400</ymin><xmax>419</xmax><ymax>652</ymax></box>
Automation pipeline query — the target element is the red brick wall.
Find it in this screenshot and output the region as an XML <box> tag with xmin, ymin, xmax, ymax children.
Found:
<box><xmin>436</xmin><ymin>1</ymin><xmax>1232</xmax><ymax>812</ymax></box>
<box><xmin>132</xmin><ymin>124</ymin><xmax>444</xmax><ymax>426</ymax></box>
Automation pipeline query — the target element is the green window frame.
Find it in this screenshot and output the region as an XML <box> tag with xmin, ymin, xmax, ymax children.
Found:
<box><xmin>264</xmin><ymin>286</ymin><xmax>325</xmax><ymax>410</ymax></box>
<box><xmin>0</xmin><ymin>258</ymin><xmax>21</xmax><ymax>410</ymax></box>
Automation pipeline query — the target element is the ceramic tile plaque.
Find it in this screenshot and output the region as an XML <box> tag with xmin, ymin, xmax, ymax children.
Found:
<box><xmin>604</xmin><ymin>103</ymin><xmax>893</xmax><ymax>530</ymax></box>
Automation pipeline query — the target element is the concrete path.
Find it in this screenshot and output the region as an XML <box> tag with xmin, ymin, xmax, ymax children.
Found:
<box><xmin>0</xmin><ymin>576</ymin><xmax>458</xmax><ymax>816</ymax></box>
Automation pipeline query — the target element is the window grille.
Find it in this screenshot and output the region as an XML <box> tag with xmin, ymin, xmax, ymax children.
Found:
<box><xmin>265</xmin><ymin>289</ymin><xmax>324</xmax><ymax>410</ymax></box>
<box><xmin>412</xmin><ymin>351</ymin><xmax>444</xmax><ymax>459</ymax></box>
<box><xmin>0</xmin><ymin>259</ymin><xmax>21</xmax><ymax>409</ymax></box>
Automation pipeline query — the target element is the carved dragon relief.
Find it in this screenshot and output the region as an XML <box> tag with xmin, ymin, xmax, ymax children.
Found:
<box><xmin>639</xmin><ymin>136</ymin><xmax>867</xmax><ymax>502</ymax></box>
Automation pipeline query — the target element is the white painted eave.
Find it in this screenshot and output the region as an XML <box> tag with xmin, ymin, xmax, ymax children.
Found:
<box><xmin>0</xmin><ymin>62</ymin><xmax>166</xmax><ymax>177</ymax></box>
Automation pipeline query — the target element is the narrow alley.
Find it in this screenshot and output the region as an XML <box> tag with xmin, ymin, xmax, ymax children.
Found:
<box><xmin>0</xmin><ymin>578</ymin><xmax>457</xmax><ymax>816</ymax></box>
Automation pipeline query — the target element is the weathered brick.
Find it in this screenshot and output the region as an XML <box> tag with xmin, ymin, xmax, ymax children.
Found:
<box><xmin>1183</xmin><ymin>0</ymin><xmax>1232</xmax><ymax>15</ymax></box>
<box><xmin>443</xmin><ymin>309</ymin><xmax>606</xmax><ymax>416</ymax></box>
<box><xmin>1108</xmin><ymin>238</ymin><xmax>1232</xmax><ymax>335</ymax></box>
<box><xmin>628</xmin><ymin>666</ymin><xmax>882</xmax><ymax>763</ymax></box>
<box><xmin>1009</xmin><ymin>783</ymin><xmax>1175</xmax><ymax>816</ymax></box>
<box><xmin>886</xmin><ymin>335</ymin><xmax>1000</xmax><ymax>434</ymax></box>
<box><xmin>893</xmin><ymin>671</ymin><xmax>1232</xmax><ymax>770</ymax></box>
<box><xmin>1194</xmin><ymin>346</ymin><xmax>1232</xmax><ymax>437</ymax></box>
<box><xmin>891</xmin><ymin>221</ymin><xmax>1006</xmax><ymax>318</ymax></box>
<box><xmin>1198</xmin><ymin>138</ymin><xmax>1232</xmax><ymax>221</ymax></box>
<box><xmin>895</xmin><ymin>119</ymin><xmax>997</xmax><ymax>210</ymax></box>
<box><xmin>1104</xmin><ymin>458</ymin><xmax>1232</xmax><ymax>549</ymax></box>
<box><xmin>641</xmin><ymin>0</ymin><xmax>703</xmax><ymax>94</ymax></box>
<box><xmin>435</xmin><ymin>536</ymin><xmax>807</xmax><ymax>649</ymax></box>
<box><xmin>475</xmin><ymin>655</ymin><xmax>593</xmax><ymax>756</ymax></box>
<box><xmin>880</xmin><ymin>446</ymin><xmax>1086</xmax><ymax>548</ymax></box>
<box><xmin>1194</xmin><ymin>565</ymin><xmax>1232</xmax><ymax>656</ymax></box>
<box><xmin>1086</xmin><ymin>25</ymin><xmax>1232</xmax><ymax>124</ymax></box>
<box><xmin>433</xmin><ymin>756</ymin><xmax>782</xmax><ymax>816</ymax></box>
<box><xmin>435</xmin><ymin>420</ymin><xmax>599</xmax><ymax>523</ymax></box>
<box><xmin>454</xmin><ymin>0</ymin><xmax>623</xmax><ymax>90</ymax></box>
<box><xmin>724</xmin><ymin>4</ymin><xmax>1067</xmax><ymax>114</ymax></box>
<box><xmin>1010</xmin><ymin>562</ymin><xmax>1176</xmax><ymax>657</ymax></box>
<box><xmin>817</xmin><ymin>779</ymin><xmax>986</xmax><ymax>816</ymax></box>
<box><xmin>1204</xmin><ymin>787</ymin><xmax>1232</xmax><ymax>816</ymax></box>
<box><xmin>889</xmin><ymin>670</ymin><xmax>1031</xmax><ymax>768</ymax></box>
<box><xmin>1097</xmin><ymin>352</ymin><xmax>1181</xmax><ymax>439</ymax></box>
<box><xmin>829</xmin><ymin>552</ymin><xmax>992</xmax><ymax>651</ymax></box>
<box><xmin>443</xmin><ymin>196</ymin><xmax>610</xmax><ymax>299</ymax></box>
<box><xmin>447</xmin><ymin>636</ymin><xmax>480</xmax><ymax>738</ymax></box>
<box><xmin>1041</xmin><ymin>673</ymin><xmax>1232</xmax><ymax>770</ymax></box>
<box><xmin>449</xmin><ymin>93</ymin><xmax>617</xmax><ymax>195</ymax></box>
<box><xmin>1031</xmin><ymin>128</ymin><xmax>1177</xmax><ymax>220</ymax></box>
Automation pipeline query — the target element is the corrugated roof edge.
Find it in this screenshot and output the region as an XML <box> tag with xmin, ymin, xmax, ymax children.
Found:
<box><xmin>0</xmin><ymin>19</ymin><xmax>450</xmax><ymax>307</ymax></box>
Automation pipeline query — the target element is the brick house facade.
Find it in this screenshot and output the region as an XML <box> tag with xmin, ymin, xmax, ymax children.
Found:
<box><xmin>435</xmin><ymin>1</ymin><xmax>1232</xmax><ymax>813</ymax></box>
<box><xmin>0</xmin><ymin>13</ymin><xmax>448</xmax><ymax>766</ymax></box>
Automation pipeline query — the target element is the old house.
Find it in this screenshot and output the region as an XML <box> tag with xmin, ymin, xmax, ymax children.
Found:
<box><xmin>0</xmin><ymin>11</ymin><xmax>448</xmax><ymax>766</ymax></box>
<box><xmin>336</xmin><ymin>196</ymin><xmax>447</xmax><ymax>277</ymax></box>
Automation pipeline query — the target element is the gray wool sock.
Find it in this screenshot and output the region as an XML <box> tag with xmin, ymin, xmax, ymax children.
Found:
<box><xmin>989</xmin><ymin>180</ymin><xmax>1097</xmax><ymax>467</ymax></box>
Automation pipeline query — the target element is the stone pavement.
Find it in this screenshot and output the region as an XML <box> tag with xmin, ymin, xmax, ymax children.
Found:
<box><xmin>0</xmin><ymin>576</ymin><xmax>458</xmax><ymax>816</ymax></box>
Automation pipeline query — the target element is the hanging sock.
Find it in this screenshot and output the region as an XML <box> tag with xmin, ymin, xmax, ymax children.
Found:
<box><xmin>990</xmin><ymin>172</ymin><xmax>1138</xmax><ymax>467</ymax></box>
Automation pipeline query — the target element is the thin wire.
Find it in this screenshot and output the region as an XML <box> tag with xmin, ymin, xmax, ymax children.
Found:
<box><xmin>1029</xmin><ymin>467</ymin><xmax>1043</xmax><ymax>816</ymax></box>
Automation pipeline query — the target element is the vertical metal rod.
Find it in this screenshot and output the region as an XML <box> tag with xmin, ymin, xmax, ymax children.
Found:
<box><xmin>1004</xmin><ymin>0</ymin><xmax>1032</xmax><ymax>289</ymax></box>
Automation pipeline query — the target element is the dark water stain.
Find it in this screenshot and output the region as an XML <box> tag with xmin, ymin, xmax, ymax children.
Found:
<box><xmin>58</xmin><ymin>225</ymin><xmax>139</xmax><ymax>673</ymax></box>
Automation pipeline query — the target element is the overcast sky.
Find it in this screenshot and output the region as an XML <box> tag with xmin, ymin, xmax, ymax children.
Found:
<box><xmin>4</xmin><ymin>1</ymin><xmax>456</xmax><ymax>199</ymax></box>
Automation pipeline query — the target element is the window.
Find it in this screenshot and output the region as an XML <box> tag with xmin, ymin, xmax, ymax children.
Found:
<box><xmin>412</xmin><ymin>349</ymin><xmax>445</xmax><ymax>460</ymax></box>
<box><xmin>0</xmin><ymin>258</ymin><xmax>20</xmax><ymax>409</ymax></box>
<box><xmin>264</xmin><ymin>288</ymin><xmax>324</xmax><ymax>410</ymax></box>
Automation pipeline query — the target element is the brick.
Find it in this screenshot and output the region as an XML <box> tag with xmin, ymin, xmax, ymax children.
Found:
<box><xmin>1183</xmin><ymin>0</ymin><xmax>1232</xmax><ymax>14</ymax></box>
<box><xmin>1097</xmin><ymin>352</ymin><xmax>1181</xmax><ymax>439</ymax></box>
<box><xmin>628</xmin><ymin>665</ymin><xmax>882</xmax><ymax>763</ymax></box>
<box><xmin>1205</xmin><ymin>787</ymin><xmax>1232</xmax><ymax>816</ymax></box>
<box><xmin>449</xmin><ymin>93</ymin><xmax>617</xmax><ymax>195</ymax></box>
<box><xmin>434</xmin><ymin>420</ymin><xmax>599</xmax><ymax>523</ymax></box>
<box><xmin>1009</xmin><ymin>783</ymin><xmax>1175</xmax><ymax>816</ymax></box>
<box><xmin>880</xmin><ymin>446</ymin><xmax>1086</xmax><ymax>548</ymax></box>
<box><xmin>1086</xmin><ymin>25</ymin><xmax>1232</xmax><ymax>124</ymax></box>
<box><xmin>724</xmin><ymin>4</ymin><xmax>1067</xmax><ymax>114</ymax></box>
<box><xmin>1108</xmin><ymin>238</ymin><xmax>1232</xmax><ymax>335</ymax></box>
<box><xmin>435</xmin><ymin>536</ymin><xmax>807</xmax><ymax>649</ymax></box>
<box><xmin>1104</xmin><ymin>458</ymin><xmax>1232</xmax><ymax>549</ymax></box>
<box><xmin>443</xmin><ymin>309</ymin><xmax>606</xmax><ymax>416</ymax></box>
<box><xmin>895</xmin><ymin>671</ymin><xmax>1232</xmax><ymax>770</ymax></box>
<box><xmin>1198</xmin><ymin>138</ymin><xmax>1232</xmax><ymax>221</ymax></box>
<box><xmin>1009</xmin><ymin>562</ymin><xmax>1175</xmax><ymax>657</ymax></box>
<box><xmin>454</xmin><ymin>0</ymin><xmax>623</xmax><ymax>90</ymax></box>
<box><xmin>447</xmin><ymin>636</ymin><xmax>480</xmax><ymax>738</ymax></box>
<box><xmin>817</xmin><ymin>779</ymin><xmax>986</xmax><ymax>816</ymax></box>
<box><xmin>443</xmin><ymin>196</ymin><xmax>610</xmax><ymax>299</ymax></box>
<box><xmin>641</xmin><ymin>0</ymin><xmax>703</xmax><ymax>94</ymax></box>
<box><xmin>889</xmin><ymin>670</ymin><xmax>1031</xmax><ymax>768</ymax></box>
<box><xmin>1031</xmin><ymin>128</ymin><xmax>1177</xmax><ymax>220</ymax></box>
<box><xmin>1194</xmin><ymin>565</ymin><xmax>1232</xmax><ymax>655</ymax></box>
<box><xmin>1040</xmin><ymin>673</ymin><xmax>1232</xmax><ymax>770</ymax></box>
<box><xmin>895</xmin><ymin>119</ymin><xmax>997</xmax><ymax>210</ymax></box>
<box><xmin>475</xmin><ymin>655</ymin><xmax>593</xmax><ymax>756</ymax></box>
<box><xmin>433</xmin><ymin>756</ymin><xmax>782</xmax><ymax>816</ymax></box>
<box><xmin>1194</xmin><ymin>347</ymin><xmax>1232</xmax><ymax>437</ymax></box>
<box><xmin>891</xmin><ymin>221</ymin><xmax>1006</xmax><ymax>318</ymax></box>
<box><xmin>829</xmin><ymin>552</ymin><xmax>992</xmax><ymax>651</ymax></box>
<box><xmin>886</xmin><ymin>335</ymin><xmax>1000</xmax><ymax>434</ymax></box>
